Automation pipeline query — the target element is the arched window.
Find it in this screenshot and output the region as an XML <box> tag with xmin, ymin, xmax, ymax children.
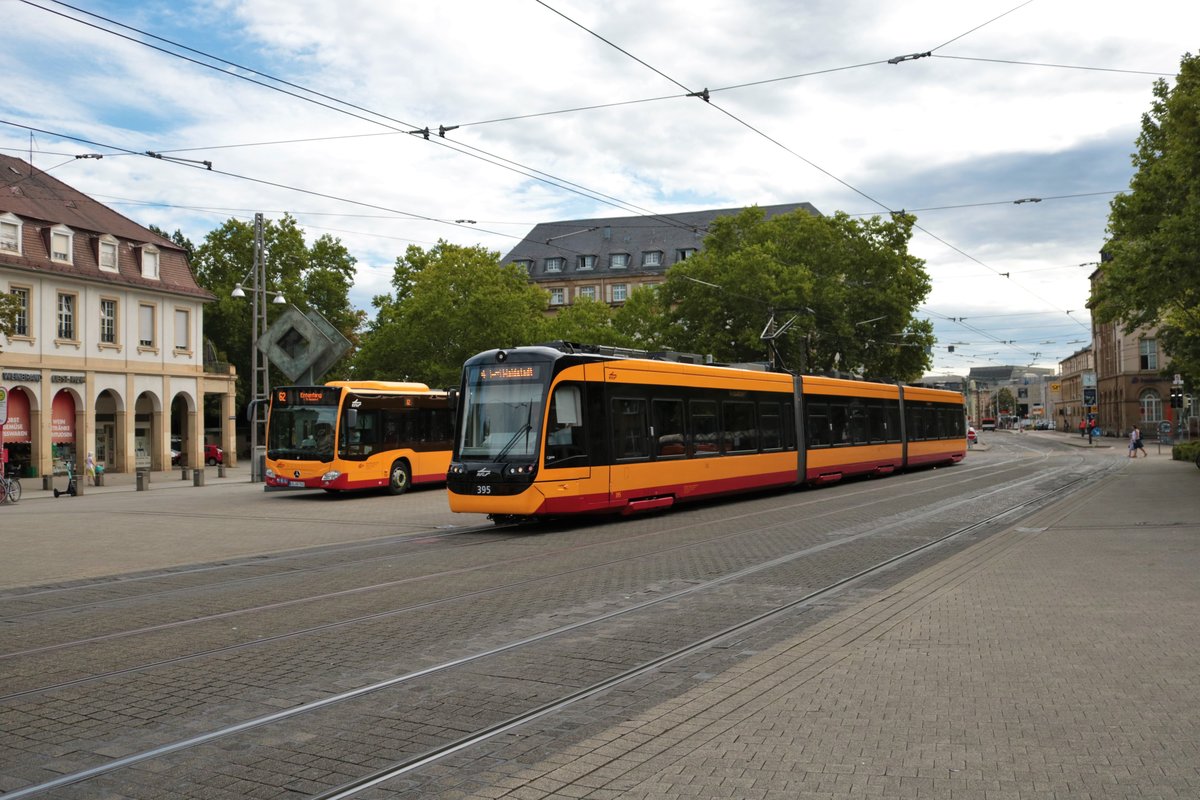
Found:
<box><xmin>1139</xmin><ymin>389</ymin><xmax>1162</xmax><ymax>425</ymax></box>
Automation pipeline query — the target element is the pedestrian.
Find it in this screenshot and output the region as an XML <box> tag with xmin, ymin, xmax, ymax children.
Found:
<box><xmin>85</xmin><ymin>452</ymin><xmax>96</xmax><ymax>485</ymax></box>
<box><xmin>1129</xmin><ymin>425</ymin><xmax>1146</xmax><ymax>458</ymax></box>
<box><xmin>1079</xmin><ymin>418</ymin><xmax>1086</xmax><ymax>438</ymax></box>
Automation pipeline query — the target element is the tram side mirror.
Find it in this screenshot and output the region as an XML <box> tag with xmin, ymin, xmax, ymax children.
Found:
<box><xmin>553</xmin><ymin>385</ymin><xmax>581</xmax><ymax>426</ymax></box>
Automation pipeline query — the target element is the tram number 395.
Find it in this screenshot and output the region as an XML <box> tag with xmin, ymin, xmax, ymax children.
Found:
<box><xmin>475</xmin><ymin>485</ymin><xmax>492</xmax><ymax>494</ymax></box>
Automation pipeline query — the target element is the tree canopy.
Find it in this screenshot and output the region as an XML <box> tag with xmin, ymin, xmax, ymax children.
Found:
<box><xmin>1093</xmin><ymin>52</ymin><xmax>1200</xmax><ymax>387</ymax></box>
<box><xmin>353</xmin><ymin>241</ymin><xmax>548</xmax><ymax>387</ymax></box>
<box><xmin>189</xmin><ymin>215</ymin><xmax>360</xmax><ymax>408</ymax></box>
<box><xmin>655</xmin><ymin>208</ymin><xmax>934</xmax><ymax>380</ymax></box>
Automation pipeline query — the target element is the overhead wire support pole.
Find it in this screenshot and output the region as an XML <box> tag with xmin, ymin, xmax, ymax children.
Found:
<box><xmin>250</xmin><ymin>212</ymin><xmax>269</xmax><ymax>482</ymax></box>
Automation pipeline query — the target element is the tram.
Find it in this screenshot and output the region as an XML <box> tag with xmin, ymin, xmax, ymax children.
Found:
<box><xmin>446</xmin><ymin>343</ymin><xmax>967</xmax><ymax>519</ymax></box>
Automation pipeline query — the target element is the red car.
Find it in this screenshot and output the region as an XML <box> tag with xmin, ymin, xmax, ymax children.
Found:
<box><xmin>171</xmin><ymin>442</ymin><xmax>224</xmax><ymax>466</ymax></box>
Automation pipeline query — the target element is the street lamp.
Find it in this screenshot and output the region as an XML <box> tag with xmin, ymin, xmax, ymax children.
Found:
<box><xmin>231</xmin><ymin>213</ymin><xmax>286</xmax><ymax>482</ymax></box>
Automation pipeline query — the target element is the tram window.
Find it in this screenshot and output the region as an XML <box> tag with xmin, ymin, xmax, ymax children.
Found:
<box><xmin>546</xmin><ymin>384</ymin><xmax>587</xmax><ymax>466</ymax></box>
<box><xmin>829</xmin><ymin>401</ymin><xmax>850</xmax><ymax>445</ymax></box>
<box><xmin>612</xmin><ymin>398</ymin><xmax>649</xmax><ymax>460</ymax></box>
<box><xmin>652</xmin><ymin>399</ymin><xmax>686</xmax><ymax>458</ymax></box>
<box><xmin>867</xmin><ymin>402</ymin><xmax>887</xmax><ymax>443</ymax></box>
<box><xmin>885</xmin><ymin>404</ymin><xmax>902</xmax><ymax>443</ymax></box>
<box><xmin>760</xmin><ymin>403</ymin><xmax>782</xmax><ymax>451</ymax></box>
<box><xmin>690</xmin><ymin>400</ymin><xmax>719</xmax><ymax>455</ymax></box>
<box><xmin>848</xmin><ymin>400</ymin><xmax>869</xmax><ymax>445</ymax></box>
<box><xmin>724</xmin><ymin>401</ymin><xmax>757</xmax><ymax>453</ymax></box>
<box><xmin>783</xmin><ymin>402</ymin><xmax>797</xmax><ymax>449</ymax></box>
<box><xmin>807</xmin><ymin>401</ymin><xmax>831</xmax><ymax>448</ymax></box>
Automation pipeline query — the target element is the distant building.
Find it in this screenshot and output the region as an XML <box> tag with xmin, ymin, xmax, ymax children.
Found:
<box><xmin>502</xmin><ymin>203</ymin><xmax>820</xmax><ymax>307</ymax></box>
<box><xmin>1056</xmin><ymin>346</ymin><xmax>1095</xmax><ymax>434</ymax></box>
<box><xmin>0</xmin><ymin>154</ymin><xmax>236</xmax><ymax>479</ymax></box>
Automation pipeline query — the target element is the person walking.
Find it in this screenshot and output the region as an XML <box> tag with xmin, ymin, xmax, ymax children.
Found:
<box><xmin>1129</xmin><ymin>426</ymin><xmax>1146</xmax><ymax>458</ymax></box>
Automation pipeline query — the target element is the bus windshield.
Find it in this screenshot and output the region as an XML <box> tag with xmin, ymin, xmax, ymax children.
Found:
<box><xmin>268</xmin><ymin>396</ymin><xmax>341</xmax><ymax>460</ymax></box>
<box><xmin>459</xmin><ymin>363</ymin><xmax>547</xmax><ymax>461</ymax></box>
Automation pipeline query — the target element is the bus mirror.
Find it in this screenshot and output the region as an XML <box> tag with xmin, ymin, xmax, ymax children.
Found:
<box><xmin>553</xmin><ymin>385</ymin><xmax>581</xmax><ymax>426</ymax></box>
<box><xmin>448</xmin><ymin>389</ymin><xmax>460</xmax><ymax>411</ymax></box>
<box><xmin>346</xmin><ymin>408</ymin><xmax>358</xmax><ymax>429</ymax></box>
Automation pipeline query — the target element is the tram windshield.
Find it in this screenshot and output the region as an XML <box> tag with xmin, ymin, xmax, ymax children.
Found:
<box><xmin>459</xmin><ymin>362</ymin><xmax>547</xmax><ymax>461</ymax></box>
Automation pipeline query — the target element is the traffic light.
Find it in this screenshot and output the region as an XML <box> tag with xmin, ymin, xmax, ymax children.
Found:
<box><xmin>1170</xmin><ymin>386</ymin><xmax>1184</xmax><ymax>408</ymax></box>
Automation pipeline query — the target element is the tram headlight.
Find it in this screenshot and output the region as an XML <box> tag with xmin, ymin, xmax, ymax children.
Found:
<box><xmin>504</xmin><ymin>463</ymin><xmax>536</xmax><ymax>477</ymax></box>
<box><xmin>448</xmin><ymin>463</ymin><xmax>467</xmax><ymax>475</ymax></box>
<box><xmin>321</xmin><ymin>470</ymin><xmax>341</xmax><ymax>482</ymax></box>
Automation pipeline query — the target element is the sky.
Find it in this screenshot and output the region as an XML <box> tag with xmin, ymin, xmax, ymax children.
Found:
<box><xmin>2</xmin><ymin>0</ymin><xmax>1196</xmax><ymax>376</ymax></box>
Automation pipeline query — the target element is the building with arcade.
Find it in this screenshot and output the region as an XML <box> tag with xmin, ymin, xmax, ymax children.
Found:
<box><xmin>0</xmin><ymin>154</ymin><xmax>236</xmax><ymax>480</ymax></box>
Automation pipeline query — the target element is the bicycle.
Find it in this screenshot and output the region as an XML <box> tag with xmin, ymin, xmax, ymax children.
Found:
<box><xmin>1</xmin><ymin>470</ymin><xmax>22</xmax><ymax>504</ymax></box>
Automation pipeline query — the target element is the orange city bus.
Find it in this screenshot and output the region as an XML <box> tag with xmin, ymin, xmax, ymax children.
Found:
<box><xmin>264</xmin><ymin>381</ymin><xmax>454</xmax><ymax>494</ymax></box>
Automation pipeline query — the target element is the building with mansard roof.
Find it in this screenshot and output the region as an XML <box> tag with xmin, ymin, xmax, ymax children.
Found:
<box><xmin>0</xmin><ymin>154</ymin><xmax>236</xmax><ymax>480</ymax></box>
<box><xmin>502</xmin><ymin>202</ymin><xmax>820</xmax><ymax>308</ymax></box>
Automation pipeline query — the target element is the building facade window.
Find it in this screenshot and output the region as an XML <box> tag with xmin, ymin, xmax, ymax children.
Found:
<box><xmin>50</xmin><ymin>225</ymin><xmax>74</xmax><ymax>263</ymax></box>
<box><xmin>577</xmin><ymin>285</ymin><xmax>597</xmax><ymax>301</ymax></box>
<box><xmin>610</xmin><ymin>253</ymin><xmax>629</xmax><ymax>269</ymax></box>
<box><xmin>1139</xmin><ymin>388</ymin><xmax>1162</xmax><ymax>424</ymax></box>
<box><xmin>515</xmin><ymin>259</ymin><xmax>532</xmax><ymax>273</ymax></box>
<box><xmin>1139</xmin><ymin>338</ymin><xmax>1157</xmax><ymax>370</ymax></box>
<box><xmin>100</xmin><ymin>298</ymin><xmax>118</xmax><ymax>344</ymax></box>
<box><xmin>57</xmin><ymin>292</ymin><xmax>77</xmax><ymax>340</ymax></box>
<box><xmin>10</xmin><ymin>286</ymin><xmax>30</xmax><ymax>337</ymax></box>
<box><xmin>98</xmin><ymin>235</ymin><xmax>119</xmax><ymax>272</ymax></box>
<box><xmin>139</xmin><ymin>245</ymin><xmax>160</xmax><ymax>280</ymax></box>
<box><xmin>0</xmin><ymin>212</ymin><xmax>21</xmax><ymax>254</ymax></box>
<box><xmin>138</xmin><ymin>303</ymin><xmax>156</xmax><ymax>348</ymax></box>
<box><xmin>611</xmin><ymin>283</ymin><xmax>628</xmax><ymax>303</ymax></box>
<box><xmin>549</xmin><ymin>287</ymin><xmax>565</xmax><ymax>306</ymax></box>
<box><xmin>641</xmin><ymin>251</ymin><xmax>662</xmax><ymax>267</ymax></box>
<box><xmin>675</xmin><ymin>248</ymin><xmax>696</xmax><ymax>262</ymax></box>
<box><xmin>577</xmin><ymin>255</ymin><xmax>596</xmax><ymax>271</ymax></box>
<box><xmin>174</xmin><ymin>308</ymin><xmax>191</xmax><ymax>351</ymax></box>
<box><xmin>544</xmin><ymin>257</ymin><xmax>565</xmax><ymax>273</ymax></box>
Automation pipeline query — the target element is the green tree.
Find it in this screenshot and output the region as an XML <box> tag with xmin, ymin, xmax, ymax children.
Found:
<box><xmin>353</xmin><ymin>241</ymin><xmax>548</xmax><ymax>386</ymax></box>
<box><xmin>190</xmin><ymin>215</ymin><xmax>360</xmax><ymax>409</ymax></box>
<box><xmin>544</xmin><ymin>296</ymin><xmax>631</xmax><ymax>347</ymax></box>
<box><xmin>1093</xmin><ymin>52</ymin><xmax>1200</xmax><ymax>387</ymax></box>
<box><xmin>658</xmin><ymin>207</ymin><xmax>933</xmax><ymax>380</ymax></box>
<box><xmin>611</xmin><ymin>285</ymin><xmax>671</xmax><ymax>348</ymax></box>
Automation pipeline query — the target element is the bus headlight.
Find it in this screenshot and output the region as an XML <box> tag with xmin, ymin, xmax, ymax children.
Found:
<box><xmin>321</xmin><ymin>470</ymin><xmax>341</xmax><ymax>482</ymax></box>
<box><xmin>264</xmin><ymin>468</ymin><xmax>275</xmax><ymax>479</ymax></box>
<box><xmin>504</xmin><ymin>464</ymin><xmax>536</xmax><ymax>477</ymax></box>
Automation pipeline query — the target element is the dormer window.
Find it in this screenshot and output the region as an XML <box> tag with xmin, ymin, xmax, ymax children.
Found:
<box><xmin>0</xmin><ymin>212</ymin><xmax>21</xmax><ymax>254</ymax></box>
<box><xmin>610</xmin><ymin>253</ymin><xmax>629</xmax><ymax>269</ymax></box>
<box><xmin>50</xmin><ymin>224</ymin><xmax>74</xmax><ymax>264</ymax></box>
<box><xmin>139</xmin><ymin>244</ymin><xmax>160</xmax><ymax>280</ymax></box>
<box><xmin>98</xmin><ymin>235</ymin><xmax>119</xmax><ymax>273</ymax></box>
<box><xmin>577</xmin><ymin>255</ymin><xmax>596</xmax><ymax>271</ymax></box>
<box><xmin>514</xmin><ymin>259</ymin><xmax>533</xmax><ymax>273</ymax></box>
<box><xmin>675</xmin><ymin>248</ymin><xmax>697</xmax><ymax>262</ymax></box>
<box><xmin>545</xmin><ymin>257</ymin><xmax>565</xmax><ymax>273</ymax></box>
<box><xmin>641</xmin><ymin>251</ymin><xmax>663</xmax><ymax>268</ymax></box>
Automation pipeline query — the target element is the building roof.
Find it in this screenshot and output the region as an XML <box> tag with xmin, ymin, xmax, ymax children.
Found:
<box><xmin>0</xmin><ymin>154</ymin><xmax>211</xmax><ymax>300</ymax></box>
<box><xmin>503</xmin><ymin>202</ymin><xmax>820</xmax><ymax>282</ymax></box>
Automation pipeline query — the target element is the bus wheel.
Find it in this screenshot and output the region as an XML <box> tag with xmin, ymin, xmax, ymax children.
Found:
<box><xmin>388</xmin><ymin>461</ymin><xmax>411</xmax><ymax>495</ymax></box>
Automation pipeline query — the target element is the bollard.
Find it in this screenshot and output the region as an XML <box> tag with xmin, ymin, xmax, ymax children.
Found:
<box><xmin>181</xmin><ymin>467</ymin><xmax>191</xmax><ymax>481</ymax></box>
<box><xmin>217</xmin><ymin>464</ymin><xmax>226</xmax><ymax>478</ymax></box>
<box><xmin>136</xmin><ymin>471</ymin><xmax>148</xmax><ymax>491</ymax></box>
<box><xmin>94</xmin><ymin>471</ymin><xmax>104</xmax><ymax>487</ymax></box>
<box><xmin>43</xmin><ymin>475</ymin><xmax>53</xmax><ymax>491</ymax></box>
<box><xmin>193</xmin><ymin>469</ymin><xmax>205</xmax><ymax>487</ymax></box>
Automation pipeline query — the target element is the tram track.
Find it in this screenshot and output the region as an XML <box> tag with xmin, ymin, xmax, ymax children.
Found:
<box><xmin>1</xmin><ymin>451</ymin><xmax>1115</xmax><ymax>799</ymax></box>
<box><xmin>1</xmin><ymin>452</ymin><xmax>1059</xmax><ymax>677</ymax></box>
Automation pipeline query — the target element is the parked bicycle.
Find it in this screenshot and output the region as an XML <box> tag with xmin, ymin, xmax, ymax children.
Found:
<box><xmin>0</xmin><ymin>468</ymin><xmax>22</xmax><ymax>504</ymax></box>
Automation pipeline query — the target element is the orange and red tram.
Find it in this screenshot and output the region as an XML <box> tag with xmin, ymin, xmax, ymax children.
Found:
<box><xmin>447</xmin><ymin>344</ymin><xmax>966</xmax><ymax>519</ymax></box>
